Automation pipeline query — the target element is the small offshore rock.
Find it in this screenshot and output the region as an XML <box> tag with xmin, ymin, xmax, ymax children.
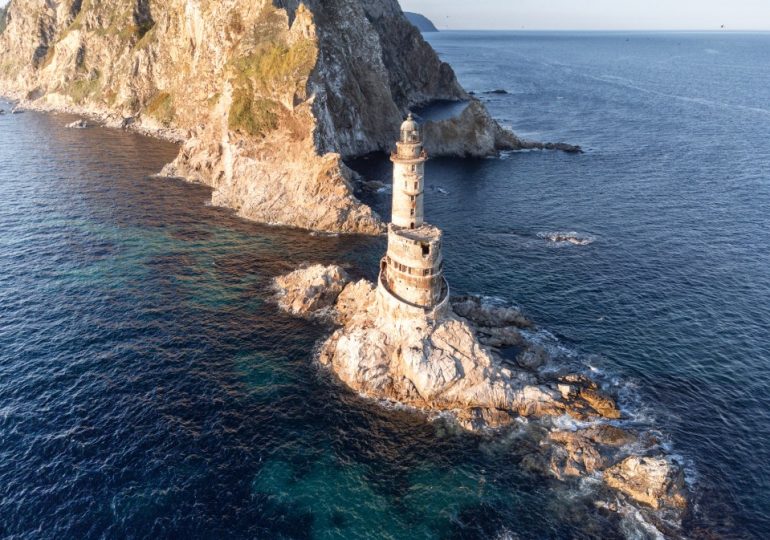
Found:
<box><xmin>66</xmin><ymin>119</ymin><xmax>88</xmax><ymax>129</ymax></box>
<box><xmin>604</xmin><ymin>456</ymin><xmax>687</xmax><ymax>510</ymax></box>
<box><xmin>519</xmin><ymin>140</ymin><xmax>584</xmax><ymax>154</ymax></box>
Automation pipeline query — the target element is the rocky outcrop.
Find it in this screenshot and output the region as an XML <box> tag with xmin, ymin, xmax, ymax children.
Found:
<box><xmin>272</xmin><ymin>264</ymin><xmax>690</xmax><ymax>528</ymax></box>
<box><xmin>0</xmin><ymin>0</ymin><xmax>544</xmax><ymax>233</ymax></box>
<box><xmin>605</xmin><ymin>456</ymin><xmax>688</xmax><ymax>511</ymax></box>
<box><xmin>273</xmin><ymin>264</ymin><xmax>350</xmax><ymax>316</ymax></box>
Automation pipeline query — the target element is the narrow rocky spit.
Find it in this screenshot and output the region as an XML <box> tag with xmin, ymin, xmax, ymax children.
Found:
<box><xmin>274</xmin><ymin>264</ymin><xmax>690</xmax><ymax>536</ymax></box>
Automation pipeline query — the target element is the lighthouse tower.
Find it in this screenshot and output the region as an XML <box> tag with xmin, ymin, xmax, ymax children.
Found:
<box><xmin>378</xmin><ymin>115</ymin><xmax>448</xmax><ymax>318</ymax></box>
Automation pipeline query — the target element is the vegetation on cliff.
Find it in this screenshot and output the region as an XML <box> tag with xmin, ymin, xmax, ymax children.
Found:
<box><xmin>0</xmin><ymin>5</ymin><xmax>7</xmax><ymax>35</ymax></box>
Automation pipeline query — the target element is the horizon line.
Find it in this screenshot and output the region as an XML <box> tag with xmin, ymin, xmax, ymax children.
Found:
<box><xmin>428</xmin><ymin>28</ymin><xmax>770</xmax><ymax>33</ymax></box>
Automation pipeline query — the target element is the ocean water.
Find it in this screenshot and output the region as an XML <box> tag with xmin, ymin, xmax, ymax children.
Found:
<box><xmin>1</xmin><ymin>31</ymin><xmax>769</xmax><ymax>538</ymax></box>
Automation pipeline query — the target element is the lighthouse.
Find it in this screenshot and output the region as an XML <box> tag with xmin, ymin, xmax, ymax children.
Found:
<box><xmin>378</xmin><ymin>115</ymin><xmax>448</xmax><ymax>319</ymax></box>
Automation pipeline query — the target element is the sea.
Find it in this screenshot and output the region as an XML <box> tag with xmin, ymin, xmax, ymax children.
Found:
<box><xmin>1</xmin><ymin>31</ymin><xmax>769</xmax><ymax>539</ymax></box>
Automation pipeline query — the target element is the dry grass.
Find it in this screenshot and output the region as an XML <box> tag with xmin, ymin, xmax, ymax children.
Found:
<box><xmin>146</xmin><ymin>92</ymin><xmax>175</xmax><ymax>126</ymax></box>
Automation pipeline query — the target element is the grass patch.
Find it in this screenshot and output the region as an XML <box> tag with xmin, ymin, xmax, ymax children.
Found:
<box><xmin>0</xmin><ymin>5</ymin><xmax>8</xmax><ymax>34</ymax></box>
<box><xmin>146</xmin><ymin>92</ymin><xmax>175</xmax><ymax>126</ymax></box>
<box><xmin>68</xmin><ymin>73</ymin><xmax>101</xmax><ymax>104</ymax></box>
<box><xmin>231</xmin><ymin>38</ymin><xmax>316</xmax><ymax>95</ymax></box>
<box><xmin>228</xmin><ymin>85</ymin><xmax>278</xmax><ymax>137</ymax></box>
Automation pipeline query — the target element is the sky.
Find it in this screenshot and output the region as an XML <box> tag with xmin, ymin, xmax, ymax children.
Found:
<box><xmin>1</xmin><ymin>0</ymin><xmax>768</xmax><ymax>30</ymax></box>
<box><xmin>401</xmin><ymin>0</ymin><xmax>770</xmax><ymax>30</ymax></box>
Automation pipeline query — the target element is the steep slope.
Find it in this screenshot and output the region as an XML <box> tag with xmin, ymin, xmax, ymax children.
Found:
<box><xmin>0</xmin><ymin>0</ymin><xmax>528</xmax><ymax>233</ymax></box>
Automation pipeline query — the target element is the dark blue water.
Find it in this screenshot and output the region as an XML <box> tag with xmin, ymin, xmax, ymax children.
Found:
<box><xmin>1</xmin><ymin>32</ymin><xmax>769</xmax><ymax>538</ymax></box>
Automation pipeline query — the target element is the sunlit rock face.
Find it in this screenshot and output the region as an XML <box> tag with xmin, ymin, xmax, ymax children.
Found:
<box><xmin>0</xmin><ymin>0</ymin><xmax>520</xmax><ymax>233</ymax></box>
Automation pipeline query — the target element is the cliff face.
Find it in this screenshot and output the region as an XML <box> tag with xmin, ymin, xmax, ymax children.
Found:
<box><xmin>0</xmin><ymin>0</ymin><xmax>519</xmax><ymax>233</ymax></box>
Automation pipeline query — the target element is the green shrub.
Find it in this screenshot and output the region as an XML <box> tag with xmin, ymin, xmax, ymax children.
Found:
<box><xmin>68</xmin><ymin>73</ymin><xmax>101</xmax><ymax>104</ymax></box>
<box><xmin>146</xmin><ymin>92</ymin><xmax>175</xmax><ymax>126</ymax></box>
<box><xmin>0</xmin><ymin>5</ymin><xmax>8</xmax><ymax>34</ymax></box>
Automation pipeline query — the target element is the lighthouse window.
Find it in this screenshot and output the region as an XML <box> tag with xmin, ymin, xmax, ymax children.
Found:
<box><xmin>414</xmin><ymin>182</ymin><xmax>418</xmax><ymax>189</ymax></box>
<box><xmin>421</xmin><ymin>244</ymin><xmax>430</xmax><ymax>257</ymax></box>
<box><xmin>410</xmin><ymin>209</ymin><xmax>414</xmax><ymax>216</ymax></box>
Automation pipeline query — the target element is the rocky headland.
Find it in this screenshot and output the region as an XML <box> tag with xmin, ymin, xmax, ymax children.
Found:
<box><xmin>274</xmin><ymin>264</ymin><xmax>689</xmax><ymax>534</ymax></box>
<box><xmin>0</xmin><ymin>0</ymin><xmax>578</xmax><ymax>234</ymax></box>
<box><xmin>404</xmin><ymin>12</ymin><xmax>438</xmax><ymax>33</ymax></box>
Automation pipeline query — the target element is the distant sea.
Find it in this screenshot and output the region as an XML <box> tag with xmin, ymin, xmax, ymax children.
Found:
<box><xmin>2</xmin><ymin>31</ymin><xmax>769</xmax><ymax>538</ymax></box>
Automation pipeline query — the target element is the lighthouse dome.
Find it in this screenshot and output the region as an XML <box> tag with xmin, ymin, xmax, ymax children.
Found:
<box><xmin>400</xmin><ymin>113</ymin><xmax>420</xmax><ymax>143</ymax></box>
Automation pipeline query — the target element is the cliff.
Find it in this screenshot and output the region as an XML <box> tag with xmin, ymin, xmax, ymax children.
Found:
<box><xmin>0</xmin><ymin>0</ymin><xmax>537</xmax><ymax>233</ymax></box>
<box><xmin>404</xmin><ymin>12</ymin><xmax>437</xmax><ymax>32</ymax></box>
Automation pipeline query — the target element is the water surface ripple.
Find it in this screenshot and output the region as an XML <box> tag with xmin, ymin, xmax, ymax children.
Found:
<box><xmin>2</xmin><ymin>31</ymin><xmax>770</xmax><ymax>539</ymax></box>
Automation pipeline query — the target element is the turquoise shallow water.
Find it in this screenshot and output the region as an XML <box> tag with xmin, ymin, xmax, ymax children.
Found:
<box><xmin>1</xmin><ymin>32</ymin><xmax>770</xmax><ymax>538</ymax></box>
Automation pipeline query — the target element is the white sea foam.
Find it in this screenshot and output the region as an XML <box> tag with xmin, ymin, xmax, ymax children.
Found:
<box><xmin>537</xmin><ymin>231</ymin><xmax>596</xmax><ymax>246</ymax></box>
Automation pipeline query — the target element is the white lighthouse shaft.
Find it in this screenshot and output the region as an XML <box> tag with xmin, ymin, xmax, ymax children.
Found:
<box><xmin>391</xmin><ymin>115</ymin><xmax>427</xmax><ymax>229</ymax></box>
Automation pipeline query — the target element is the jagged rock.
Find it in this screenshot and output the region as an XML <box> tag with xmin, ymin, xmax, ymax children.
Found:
<box><xmin>273</xmin><ymin>264</ymin><xmax>350</xmax><ymax>317</ymax></box>
<box><xmin>604</xmin><ymin>456</ymin><xmax>687</xmax><ymax>511</ymax></box>
<box><xmin>0</xmin><ymin>0</ymin><xmax>539</xmax><ymax>234</ymax></box>
<box><xmin>456</xmin><ymin>408</ymin><xmax>516</xmax><ymax>431</ymax></box>
<box><xmin>544</xmin><ymin>426</ymin><xmax>638</xmax><ymax>480</ymax></box>
<box><xmin>579</xmin><ymin>388</ymin><xmax>622</xmax><ymax>419</ymax></box>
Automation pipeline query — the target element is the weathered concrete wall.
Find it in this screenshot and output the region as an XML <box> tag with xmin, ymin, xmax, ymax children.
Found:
<box><xmin>376</xmin><ymin>272</ymin><xmax>450</xmax><ymax>322</ymax></box>
<box><xmin>383</xmin><ymin>225</ymin><xmax>444</xmax><ymax>308</ymax></box>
